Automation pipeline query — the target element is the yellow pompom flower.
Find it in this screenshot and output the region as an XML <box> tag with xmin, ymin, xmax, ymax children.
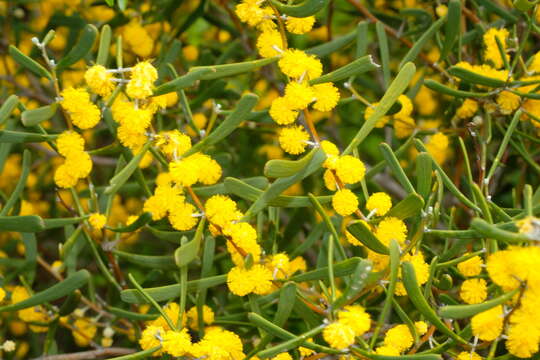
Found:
<box><xmin>323</xmin><ymin>169</ymin><xmax>338</xmax><ymax>191</ymax></box>
<box><xmin>224</xmin><ymin>222</ymin><xmax>261</xmax><ymax>266</ymax></box>
<box><xmin>486</xmin><ymin>250</ymin><xmax>521</xmax><ymax>291</ymax></box>
<box><xmin>126</xmin><ymin>61</ymin><xmax>158</xmax><ymax>99</ymax></box>
<box><xmin>183</xmin><ymin>45</ymin><xmax>199</xmax><ymax>62</ymax></box>
<box><xmin>272</xmin><ymin>353</ymin><xmax>293</xmax><ymax>360</ymax></box>
<box><xmin>383</xmin><ymin>324</ymin><xmax>413</xmax><ymax>352</ymax></box>
<box><xmin>117</xmin><ymin>124</ymin><xmax>147</xmax><ymax>150</ymax></box>
<box><xmin>139</xmin><ymin>325</ymin><xmax>164</xmax><ymax>356</ymax></box>
<box><xmin>496</xmin><ymin>91</ymin><xmax>521</xmax><ymax>115</ymax></box>
<box><xmin>186</xmin><ymin>305</ymin><xmax>214</xmax><ymax>330</ymax></box>
<box><xmin>506</xmin><ymin>323</ymin><xmax>540</xmax><ymax>358</ymax></box>
<box><xmin>285</xmin><ymin>16</ymin><xmax>315</xmax><ymax>34</ymax></box>
<box><xmin>60</xmin><ymin>87</ymin><xmax>101</xmax><ymax>129</ymax></box>
<box><xmin>415</xmin><ymin>321</ymin><xmax>428</xmax><ymax>335</ymax></box>
<box><xmin>396</xmin><ymin>252</ymin><xmax>429</xmax><ymax>296</ymax></box>
<box><xmin>235</xmin><ymin>0</ymin><xmax>266</xmax><ymax>27</ymax></box>
<box><xmin>460</xmin><ymin>278</ymin><xmax>488</xmax><ymax>304</ymax></box>
<box><xmin>270</xmin><ymin>97</ymin><xmax>298</xmax><ymax>125</ymax></box>
<box><xmin>375</xmin><ymin>345</ymin><xmax>400</xmax><ymax>356</ymax></box>
<box><xmin>278</xmin><ymin>49</ymin><xmax>322</xmax><ymax>80</ymax></box>
<box><xmin>54</xmin><ymin>164</ymin><xmax>79</xmax><ymax>188</ymax></box>
<box><xmin>337</xmin><ymin>305</ymin><xmax>371</xmax><ymax>336</ymax></box>
<box><xmin>170</xmin><ymin>155</ymin><xmax>201</xmax><ymax>187</ymax></box>
<box><xmin>88</xmin><ymin>213</ymin><xmax>107</xmax><ymax>230</ymax></box>
<box><xmin>162</xmin><ymin>328</ymin><xmax>191</xmax><ymax>357</ymax></box>
<box><xmin>332</xmin><ymin>189</ymin><xmax>358</xmax><ymax>216</ymax></box>
<box><xmin>257</xmin><ymin>29</ymin><xmax>283</xmax><ymax>58</ymax></box>
<box><xmin>323</xmin><ymin>322</ymin><xmax>355</xmax><ymax>349</ymax></box>
<box><xmin>366</xmin><ymin>102</ymin><xmax>390</xmax><ymax>128</ymax></box>
<box><xmin>313</xmin><ymin>83</ymin><xmax>340</xmax><ymax>112</ymax></box>
<box><xmin>483</xmin><ymin>28</ymin><xmax>509</xmax><ymax>69</ymax></box>
<box><xmin>394</xmin><ymin>95</ymin><xmax>413</xmax><ymax>119</ymax></box>
<box><xmin>168</xmin><ymin>201</ymin><xmax>198</xmax><ymax>231</ymax></box>
<box><xmin>205</xmin><ymin>195</ymin><xmax>239</xmax><ymax>228</ymax></box>
<box><xmin>335</xmin><ymin>155</ymin><xmax>365</xmax><ymax>184</ymax></box>
<box><xmin>84</xmin><ymin>65</ymin><xmax>114</xmax><ymax>96</ymax></box>
<box><xmin>65</xmin><ymin>151</ymin><xmax>92</xmax><ymax>179</ymax></box>
<box><xmin>425</xmin><ymin>132</ymin><xmax>450</xmax><ymax>165</ymax></box>
<box><xmin>394</xmin><ymin>116</ymin><xmax>416</xmax><ymax>139</ymax></box>
<box><xmin>56</xmin><ymin>131</ymin><xmax>85</xmax><ymax>158</ymax></box>
<box><xmin>457</xmin><ymin>255</ymin><xmax>483</xmax><ymax>277</ymax></box>
<box><xmin>123</xmin><ymin>21</ymin><xmax>154</xmax><ymax>58</ymax></box>
<box><xmin>284</xmin><ymin>82</ymin><xmax>315</xmax><ymax>110</ymax></box>
<box><xmin>60</xmin><ymin>87</ymin><xmax>91</xmax><ymax>112</ymax></box>
<box><xmin>0</xmin><ymin>288</ymin><xmax>5</xmax><ymax>302</ymax></box>
<box><xmin>72</xmin><ymin>317</ymin><xmax>97</xmax><ymax>347</ymax></box>
<box><xmin>278</xmin><ymin>126</ymin><xmax>309</xmax><ymax>155</ymax></box>
<box><xmin>456</xmin><ymin>351</ymin><xmax>482</xmax><ymax>360</ymax></box>
<box><xmin>366</xmin><ymin>192</ymin><xmax>392</xmax><ymax>216</ymax></box>
<box><xmin>375</xmin><ymin>217</ymin><xmax>407</xmax><ymax>245</ymax></box>
<box><xmin>196</xmin><ymin>155</ymin><xmax>222</xmax><ymax>185</ymax></box>
<box><xmin>227</xmin><ymin>265</ymin><xmax>273</xmax><ymax>296</ymax></box>
<box><xmin>190</xmin><ymin>328</ymin><xmax>245</xmax><ymax>360</ymax></box>
<box><xmin>471</xmin><ymin>305</ymin><xmax>504</xmax><ymax>341</ymax></box>
<box><xmin>456</xmin><ymin>99</ymin><xmax>479</xmax><ymax>119</ymax></box>
<box><xmin>156</xmin><ymin>130</ymin><xmax>191</xmax><ymax>158</ymax></box>
<box><xmin>321</xmin><ymin>140</ymin><xmax>339</xmax><ymax>169</ymax></box>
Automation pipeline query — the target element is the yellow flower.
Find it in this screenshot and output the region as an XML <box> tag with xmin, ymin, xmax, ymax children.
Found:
<box><xmin>483</xmin><ymin>28</ymin><xmax>509</xmax><ymax>69</ymax></box>
<box><xmin>383</xmin><ymin>324</ymin><xmax>413</xmax><ymax>353</ymax></box>
<box><xmin>224</xmin><ymin>222</ymin><xmax>261</xmax><ymax>267</ymax></box>
<box><xmin>205</xmin><ymin>195</ymin><xmax>240</xmax><ymax>228</ymax></box>
<box><xmin>460</xmin><ymin>278</ymin><xmax>488</xmax><ymax>304</ymax></box>
<box><xmin>323</xmin><ymin>322</ymin><xmax>355</xmax><ymax>349</ymax></box>
<box><xmin>227</xmin><ymin>265</ymin><xmax>273</xmax><ymax>296</ymax></box>
<box><xmin>139</xmin><ymin>325</ymin><xmax>164</xmax><ymax>356</ymax></box>
<box><xmin>321</xmin><ymin>140</ymin><xmax>339</xmax><ymax>169</ymax></box>
<box><xmin>456</xmin><ymin>99</ymin><xmax>479</xmax><ymax>119</ymax></box>
<box><xmin>394</xmin><ymin>95</ymin><xmax>413</xmax><ymax>119</ymax></box>
<box><xmin>323</xmin><ymin>169</ymin><xmax>338</xmax><ymax>191</ymax></box>
<box><xmin>284</xmin><ymin>82</ymin><xmax>315</xmax><ymax>110</ymax></box>
<box><xmin>335</xmin><ymin>155</ymin><xmax>365</xmax><ymax>184</ymax></box>
<box><xmin>0</xmin><ymin>288</ymin><xmax>5</xmax><ymax>302</ymax></box>
<box><xmin>497</xmin><ymin>91</ymin><xmax>521</xmax><ymax>115</ymax></box>
<box><xmin>72</xmin><ymin>317</ymin><xmax>97</xmax><ymax>347</ymax></box>
<box><xmin>332</xmin><ymin>189</ymin><xmax>358</xmax><ymax>216</ymax></box>
<box><xmin>337</xmin><ymin>305</ymin><xmax>371</xmax><ymax>336</ymax></box>
<box><xmin>190</xmin><ymin>328</ymin><xmax>244</xmax><ymax>360</ymax></box>
<box><xmin>170</xmin><ymin>155</ymin><xmax>201</xmax><ymax>187</ymax></box>
<box><xmin>425</xmin><ymin>132</ymin><xmax>450</xmax><ymax>164</ymax></box>
<box><xmin>365</xmin><ymin>102</ymin><xmax>390</xmax><ymax>128</ymax></box>
<box><xmin>186</xmin><ymin>305</ymin><xmax>215</xmax><ymax>330</ymax></box>
<box><xmin>126</xmin><ymin>61</ymin><xmax>158</xmax><ymax>99</ymax></box>
<box><xmin>375</xmin><ymin>217</ymin><xmax>407</xmax><ymax>245</ymax></box>
<box><xmin>54</xmin><ymin>163</ymin><xmax>79</xmax><ymax>188</ymax></box>
<box><xmin>394</xmin><ymin>116</ymin><xmax>416</xmax><ymax>139</ymax></box>
<box><xmin>84</xmin><ymin>65</ymin><xmax>114</xmax><ymax>96</ymax></box>
<box><xmin>270</xmin><ymin>97</ymin><xmax>298</xmax><ymax>125</ymax></box>
<box><xmin>168</xmin><ymin>201</ymin><xmax>198</xmax><ymax>231</ymax></box>
<box><xmin>60</xmin><ymin>87</ymin><xmax>101</xmax><ymax>129</ymax></box>
<box><xmin>271</xmin><ymin>353</ymin><xmax>292</xmax><ymax>360</ymax></box>
<box><xmin>456</xmin><ymin>351</ymin><xmax>482</xmax><ymax>360</ymax></box>
<box><xmin>457</xmin><ymin>255</ymin><xmax>483</xmax><ymax>277</ymax></box>
<box><xmin>278</xmin><ymin>126</ymin><xmax>309</xmax><ymax>155</ymax></box>
<box><xmin>506</xmin><ymin>322</ymin><xmax>540</xmax><ymax>358</ymax></box>
<box><xmin>366</xmin><ymin>192</ymin><xmax>392</xmax><ymax>216</ymax></box>
<box><xmin>162</xmin><ymin>328</ymin><xmax>191</xmax><ymax>357</ymax></box>
<box><xmin>471</xmin><ymin>305</ymin><xmax>504</xmax><ymax>341</ymax></box>
<box><xmin>396</xmin><ymin>252</ymin><xmax>429</xmax><ymax>296</ymax></box>
<box><xmin>278</xmin><ymin>49</ymin><xmax>322</xmax><ymax>80</ymax></box>
<box><xmin>375</xmin><ymin>345</ymin><xmax>400</xmax><ymax>355</ymax></box>
<box><xmin>123</xmin><ymin>20</ymin><xmax>154</xmax><ymax>58</ymax></box>
<box><xmin>256</xmin><ymin>29</ymin><xmax>283</xmax><ymax>58</ymax></box>
<box><xmin>313</xmin><ymin>83</ymin><xmax>340</xmax><ymax>112</ymax></box>
<box><xmin>65</xmin><ymin>151</ymin><xmax>92</xmax><ymax>179</ymax></box>
<box><xmin>196</xmin><ymin>154</ymin><xmax>222</xmax><ymax>185</ymax></box>
<box><xmin>183</xmin><ymin>45</ymin><xmax>199</xmax><ymax>62</ymax></box>
<box><xmin>56</xmin><ymin>131</ymin><xmax>85</xmax><ymax>158</ymax></box>
<box><xmin>235</xmin><ymin>0</ymin><xmax>266</xmax><ymax>27</ymax></box>
<box><xmin>285</xmin><ymin>16</ymin><xmax>315</xmax><ymax>34</ymax></box>
<box><xmin>88</xmin><ymin>213</ymin><xmax>107</xmax><ymax>230</ymax></box>
<box><xmin>156</xmin><ymin>130</ymin><xmax>191</xmax><ymax>158</ymax></box>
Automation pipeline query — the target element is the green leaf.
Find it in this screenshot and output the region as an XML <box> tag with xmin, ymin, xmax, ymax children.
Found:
<box><xmin>21</xmin><ymin>103</ymin><xmax>58</xmax><ymax>127</ymax></box>
<box><xmin>8</xmin><ymin>45</ymin><xmax>52</xmax><ymax>80</ymax></box>
<box><xmin>333</xmin><ymin>259</ymin><xmax>373</xmax><ymax>308</ymax></box>
<box><xmin>476</xmin><ymin>0</ymin><xmax>519</xmax><ymax>22</ymax></box>
<box><xmin>416</xmin><ymin>152</ymin><xmax>433</xmax><ymax>201</ymax></box>
<box><xmin>43</xmin><ymin>216</ymin><xmax>88</xmax><ymax>229</ymax></box>
<box><xmin>185</xmin><ymin>93</ymin><xmax>259</xmax><ymax>156</ymax></box>
<box><xmin>290</xmin><ymin>257</ymin><xmax>362</xmax><ymax>282</ymax></box>
<box><xmin>352</xmin><ymin>349</ymin><xmax>442</xmax><ymax>360</ymax></box>
<box><xmin>379</xmin><ymin>142</ymin><xmax>416</xmax><ymax>194</ymax></box>
<box><xmin>347</xmin><ymin>220</ymin><xmax>389</xmax><ymax>254</ymax></box>
<box><xmin>108</xmin><ymin>347</ymin><xmax>161</xmax><ymax>360</ymax></box>
<box><xmin>423</xmin><ymin>79</ymin><xmax>489</xmax><ymax>98</ymax></box>
<box><xmin>58</xmin><ymin>292</ymin><xmax>81</xmax><ymax>316</ymax></box>
<box><xmin>470</xmin><ymin>218</ymin><xmax>535</xmax><ymax>243</ymax></box>
<box><xmin>96</xmin><ymin>24</ymin><xmax>112</xmax><ymax>66</ymax></box>
<box><xmin>376</xmin><ymin>22</ymin><xmax>391</xmax><ymax>88</ymax></box>
<box><xmin>309</xmin><ymin>55</ymin><xmax>379</xmax><ymax>85</ymax></box>
<box><xmin>440</xmin><ymin>0</ymin><xmax>461</xmax><ymax>60</ymax></box>
<box><xmin>57</xmin><ymin>24</ymin><xmax>98</xmax><ymax>70</ymax></box>
<box><xmin>513</xmin><ymin>0</ymin><xmax>539</xmax><ymax>11</ymax></box>
<box><xmin>307</xmin><ymin>27</ymin><xmax>357</xmax><ymax>57</ymax></box>
<box><xmin>175</xmin><ymin>218</ymin><xmax>206</xmax><ymax>267</ymax></box>
<box><xmin>0</xmin><ymin>95</ymin><xmax>19</xmax><ymax>125</ymax></box>
<box><xmin>107</xmin><ymin>212</ymin><xmax>152</xmax><ymax>233</ymax></box>
<box><xmin>244</xmin><ymin>149</ymin><xmax>325</xmax><ymax>218</ymax></box>
<box><xmin>400</xmin><ymin>16</ymin><xmax>445</xmax><ymax>68</ymax></box>
<box><xmin>256</xmin><ymin>325</ymin><xmax>326</xmax><ymax>358</ymax></box>
<box><xmin>21</xmin><ymin>233</ymin><xmax>37</xmax><ymax>285</ymax></box>
<box><xmin>190</xmin><ymin>57</ymin><xmax>277</xmax><ymax>81</ymax></box>
<box><xmin>264</xmin><ymin>148</ymin><xmax>319</xmax><ymax>178</ymax></box>
<box><xmin>344</xmin><ymin>62</ymin><xmax>416</xmax><ymax>154</ymax></box>
<box><xmin>153</xmin><ymin>68</ymin><xmax>214</xmax><ymax>96</ymax></box>
<box><xmin>120</xmin><ymin>275</ymin><xmax>227</xmax><ymax>304</ymax></box>
<box><xmin>270</xmin><ymin>0</ymin><xmax>329</xmax><ymax>17</ymax></box>
<box><xmin>0</xmin><ymin>270</ymin><xmax>89</xmax><ymax>312</ymax></box>
<box><xmin>0</xmin><ymin>215</ymin><xmax>45</xmax><ymax>232</ymax></box>
<box><xmin>0</xmin><ymin>129</ymin><xmax>57</xmax><ymax>143</ymax></box>
<box><xmin>113</xmin><ymin>250</ymin><xmax>176</xmax><ymax>270</ymax></box>
<box><xmin>0</xmin><ymin>149</ymin><xmax>31</xmax><ymax>216</ymax></box>
<box><xmin>104</xmin><ymin>143</ymin><xmax>151</xmax><ymax>195</ymax></box>
<box><xmin>107</xmin><ymin>306</ymin><xmax>159</xmax><ymax>321</ymax></box>
<box><xmin>386</xmin><ymin>193</ymin><xmax>425</xmax><ymax>220</ymax></box>
<box><xmin>448</xmin><ymin>66</ymin><xmax>506</xmax><ymax>88</ymax></box>
<box><xmin>439</xmin><ymin>288</ymin><xmax>520</xmax><ymax>319</ymax></box>
<box><xmin>401</xmin><ymin>261</ymin><xmax>467</xmax><ymax>344</ymax></box>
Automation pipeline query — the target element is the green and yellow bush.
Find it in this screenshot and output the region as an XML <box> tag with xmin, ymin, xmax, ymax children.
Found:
<box><xmin>0</xmin><ymin>0</ymin><xmax>540</xmax><ymax>359</ymax></box>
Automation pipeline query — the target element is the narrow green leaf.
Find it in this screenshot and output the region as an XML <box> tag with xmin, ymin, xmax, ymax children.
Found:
<box><xmin>440</xmin><ymin>0</ymin><xmax>461</xmax><ymax>60</ymax></box>
<box><xmin>269</xmin><ymin>0</ymin><xmax>329</xmax><ymax>17</ymax></box>
<box><xmin>0</xmin><ymin>149</ymin><xmax>31</xmax><ymax>216</ymax></box>
<box><xmin>513</xmin><ymin>0</ymin><xmax>539</xmax><ymax>11</ymax></box>
<box><xmin>0</xmin><ymin>95</ymin><xmax>19</xmax><ymax>125</ymax></box>
<box><xmin>0</xmin><ymin>270</ymin><xmax>89</xmax><ymax>312</ymax></box>
<box><xmin>471</xmin><ymin>218</ymin><xmax>535</xmax><ymax>242</ymax></box>
<box><xmin>57</xmin><ymin>24</ymin><xmax>98</xmax><ymax>70</ymax></box>
<box><xmin>333</xmin><ymin>259</ymin><xmax>373</xmax><ymax>308</ymax></box>
<box><xmin>113</xmin><ymin>250</ymin><xmax>176</xmax><ymax>270</ymax></box>
<box><xmin>448</xmin><ymin>66</ymin><xmax>506</xmax><ymax>88</ymax></box>
<box><xmin>290</xmin><ymin>257</ymin><xmax>362</xmax><ymax>282</ymax></box>
<box><xmin>257</xmin><ymin>325</ymin><xmax>326</xmax><ymax>358</ymax></box>
<box><xmin>21</xmin><ymin>103</ymin><xmax>58</xmax><ymax>127</ymax></box>
<box><xmin>344</xmin><ymin>62</ymin><xmax>416</xmax><ymax>154</ymax></box>
<box><xmin>104</xmin><ymin>143</ymin><xmax>151</xmax><ymax>195</ymax></box>
<box><xmin>386</xmin><ymin>193</ymin><xmax>425</xmax><ymax>220</ymax></box>
<box><xmin>309</xmin><ymin>55</ymin><xmax>379</xmax><ymax>85</ymax></box>
<box><xmin>107</xmin><ymin>306</ymin><xmax>159</xmax><ymax>321</ymax></box>
<box><xmin>416</xmin><ymin>152</ymin><xmax>432</xmax><ymax>201</ymax></box>
<box><xmin>9</xmin><ymin>45</ymin><xmax>52</xmax><ymax>80</ymax></box>
<box><xmin>439</xmin><ymin>288</ymin><xmax>520</xmax><ymax>319</ymax></box>
<box><xmin>108</xmin><ymin>347</ymin><xmax>161</xmax><ymax>360</ymax></box>
<box><xmin>190</xmin><ymin>57</ymin><xmax>277</xmax><ymax>80</ymax></box>
<box><xmin>347</xmin><ymin>220</ymin><xmax>389</xmax><ymax>254</ymax></box>
<box><xmin>376</xmin><ymin>22</ymin><xmax>391</xmax><ymax>88</ymax></box>
<box><xmin>153</xmin><ymin>68</ymin><xmax>214</xmax><ymax>96</ymax></box>
<box><xmin>0</xmin><ymin>215</ymin><xmax>45</xmax><ymax>232</ymax></box>
<box><xmin>175</xmin><ymin>218</ymin><xmax>206</xmax><ymax>267</ymax></box>
<box><xmin>424</xmin><ymin>79</ymin><xmax>489</xmax><ymax>98</ymax></box>
<box><xmin>401</xmin><ymin>261</ymin><xmax>467</xmax><ymax>344</ymax></box>
<box><xmin>0</xmin><ymin>130</ymin><xmax>57</xmax><ymax>143</ymax></box>
<box><xmin>400</xmin><ymin>17</ymin><xmax>445</xmax><ymax>68</ymax></box>
<box><xmin>264</xmin><ymin>148</ymin><xmax>318</xmax><ymax>178</ymax></box>
<box><xmin>107</xmin><ymin>212</ymin><xmax>152</xmax><ymax>233</ymax></box>
<box><xmin>43</xmin><ymin>216</ymin><xmax>88</xmax><ymax>229</ymax></box>
<box><xmin>96</xmin><ymin>24</ymin><xmax>112</xmax><ymax>66</ymax></box>
<box><xmin>476</xmin><ymin>0</ymin><xmax>519</xmax><ymax>22</ymax></box>
<box><xmin>307</xmin><ymin>28</ymin><xmax>357</xmax><ymax>57</ymax></box>
<box><xmin>380</xmin><ymin>142</ymin><xmax>416</xmax><ymax>194</ymax></box>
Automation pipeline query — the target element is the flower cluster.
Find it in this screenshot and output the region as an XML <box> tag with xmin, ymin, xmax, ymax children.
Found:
<box><xmin>53</xmin><ymin>131</ymin><xmax>93</xmax><ymax>188</ymax></box>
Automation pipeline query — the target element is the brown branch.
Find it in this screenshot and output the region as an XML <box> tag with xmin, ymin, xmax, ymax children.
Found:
<box><xmin>31</xmin><ymin>347</ymin><xmax>135</xmax><ymax>360</ymax></box>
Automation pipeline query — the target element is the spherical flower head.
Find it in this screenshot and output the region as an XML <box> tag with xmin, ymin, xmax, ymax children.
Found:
<box><xmin>227</xmin><ymin>265</ymin><xmax>272</xmax><ymax>296</ymax></box>
<box><xmin>383</xmin><ymin>324</ymin><xmax>413</xmax><ymax>352</ymax></box>
<box><xmin>268</xmin><ymin>253</ymin><xmax>291</xmax><ymax>279</ymax></box>
<box><xmin>139</xmin><ymin>325</ymin><xmax>164</xmax><ymax>355</ymax></box>
<box><xmin>57</xmin><ymin>131</ymin><xmax>85</xmax><ymax>158</ymax></box>
<box><xmin>235</xmin><ymin>0</ymin><xmax>266</xmax><ymax>27</ymax></box>
<box><xmin>425</xmin><ymin>132</ymin><xmax>450</xmax><ymax>165</ymax></box>
<box><xmin>54</xmin><ymin>163</ymin><xmax>78</xmax><ymax>188</ymax></box>
<box><xmin>123</xmin><ymin>21</ymin><xmax>154</xmax><ymax>58</ymax></box>
<box><xmin>270</xmin><ymin>97</ymin><xmax>298</xmax><ymax>125</ymax></box>
<box><xmin>457</xmin><ymin>351</ymin><xmax>482</xmax><ymax>360</ymax></box>
<box><xmin>205</xmin><ymin>195</ymin><xmax>239</xmax><ymax>228</ymax></box>
<box><xmin>335</xmin><ymin>155</ymin><xmax>365</xmax><ymax>184</ymax></box>
<box><xmin>0</xmin><ymin>288</ymin><xmax>5</xmax><ymax>302</ymax></box>
<box><xmin>506</xmin><ymin>323</ymin><xmax>540</xmax><ymax>358</ymax></box>
<box><xmin>256</xmin><ymin>29</ymin><xmax>283</xmax><ymax>58</ymax></box>
<box><xmin>366</xmin><ymin>192</ymin><xmax>392</xmax><ymax>217</ymax></box>
<box><xmin>278</xmin><ymin>50</ymin><xmax>322</xmax><ymax>80</ymax></box>
<box><xmin>332</xmin><ymin>189</ymin><xmax>358</xmax><ymax>216</ymax></box>
<box><xmin>156</xmin><ymin>130</ymin><xmax>191</xmax><ymax>158</ymax></box>
<box><xmin>84</xmin><ymin>65</ymin><xmax>115</xmax><ymax>97</ymax></box>
<box><xmin>117</xmin><ymin>124</ymin><xmax>147</xmax><ymax>150</ymax></box>
<box><xmin>457</xmin><ymin>255</ymin><xmax>483</xmax><ymax>277</ymax></box>
<box><xmin>289</xmin><ymin>256</ymin><xmax>307</xmax><ymax>274</ymax></box>
<box><xmin>89</xmin><ymin>213</ymin><xmax>107</xmax><ymax>230</ymax></box>
<box><xmin>483</xmin><ymin>28</ymin><xmax>509</xmax><ymax>69</ymax></box>
<box><xmin>65</xmin><ymin>152</ymin><xmax>92</xmax><ymax>179</ymax></box>
<box><xmin>73</xmin><ymin>317</ymin><xmax>97</xmax><ymax>347</ymax></box>
<box><xmin>170</xmin><ymin>155</ymin><xmax>201</xmax><ymax>187</ymax></box>
<box><xmin>278</xmin><ymin>126</ymin><xmax>309</xmax><ymax>155</ymax></box>
<box><xmin>272</xmin><ymin>353</ymin><xmax>293</xmax><ymax>360</ymax></box>
<box><xmin>168</xmin><ymin>201</ymin><xmax>197</xmax><ymax>231</ymax></box>
<box><xmin>196</xmin><ymin>154</ymin><xmax>222</xmax><ymax>185</ymax></box>
<box><xmin>337</xmin><ymin>305</ymin><xmax>371</xmax><ymax>336</ymax></box>
<box><xmin>250</xmin><ymin>264</ymin><xmax>274</xmax><ymax>294</ymax></box>
<box><xmin>284</xmin><ymin>82</ymin><xmax>315</xmax><ymax>110</ymax></box>
<box><xmin>456</xmin><ymin>99</ymin><xmax>479</xmax><ymax>119</ymax></box>
<box><xmin>72</xmin><ymin>103</ymin><xmax>102</xmax><ymax>130</ymax></box>
<box><xmin>497</xmin><ymin>91</ymin><xmax>521</xmax><ymax>115</ymax></box>
<box><xmin>192</xmin><ymin>328</ymin><xmax>244</xmax><ymax>360</ymax></box>
<box><xmin>375</xmin><ymin>345</ymin><xmax>400</xmax><ymax>356</ymax></box>
<box><xmin>162</xmin><ymin>328</ymin><xmax>191</xmax><ymax>357</ymax></box>
<box><xmin>126</xmin><ymin>61</ymin><xmax>158</xmax><ymax>99</ymax></box>
<box><xmin>186</xmin><ymin>305</ymin><xmax>214</xmax><ymax>330</ymax></box>
<box><xmin>224</xmin><ymin>222</ymin><xmax>261</xmax><ymax>266</ymax></box>
<box><xmin>394</xmin><ymin>95</ymin><xmax>413</xmax><ymax>119</ymax></box>
<box><xmin>148</xmin><ymin>303</ymin><xmax>180</xmax><ymax>331</ymax></box>
<box><xmin>60</xmin><ymin>87</ymin><xmax>91</xmax><ymax>113</ymax></box>
<box><xmin>486</xmin><ymin>250</ymin><xmax>521</xmax><ymax>291</ymax></box>
<box><xmin>313</xmin><ymin>83</ymin><xmax>340</xmax><ymax>112</ymax></box>
<box><xmin>460</xmin><ymin>278</ymin><xmax>487</xmax><ymax>304</ymax></box>
<box><xmin>323</xmin><ymin>322</ymin><xmax>355</xmax><ymax>349</ymax></box>
<box><xmin>396</xmin><ymin>252</ymin><xmax>429</xmax><ymax>296</ymax></box>
<box><xmin>285</xmin><ymin>16</ymin><xmax>315</xmax><ymax>34</ymax></box>
<box><xmin>394</xmin><ymin>116</ymin><xmax>416</xmax><ymax>139</ymax></box>
<box><xmin>144</xmin><ymin>195</ymin><xmax>168</xmax><ymax>220</ymax></box>
<box><xmin>471</xmin><ymin>305</ymin><xmax>504</xmax><ymax>341</ymax></box>
<box><xmin>414</xmin><ymin>321</ymin><xmax>428</xmax><ymax>335</ymax></box>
